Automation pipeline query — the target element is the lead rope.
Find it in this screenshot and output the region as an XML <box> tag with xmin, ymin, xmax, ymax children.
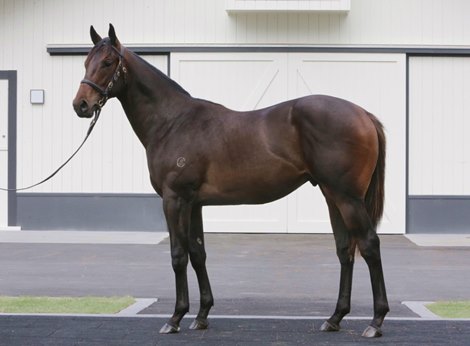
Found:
<box><xmin>0</xmin><ymin>109</ymin><xmax>101</xmax><ymax>192</ymax></box>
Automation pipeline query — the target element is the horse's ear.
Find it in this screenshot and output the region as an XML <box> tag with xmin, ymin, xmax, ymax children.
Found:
<box><xmin>108</xmin><ymin>23</ymin><xmax>120</xmax><ymax>47</ymax></box>
<box><xmin>90</xmin><ymin>25</ymin><xmax>102</xmax><ymax>45</ymax></box>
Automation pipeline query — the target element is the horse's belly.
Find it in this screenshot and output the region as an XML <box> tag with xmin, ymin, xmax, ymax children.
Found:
<box><xmin>198</xmin><ymin>164</ymin><xmax>309</xmax><ymax>205</ymax></box>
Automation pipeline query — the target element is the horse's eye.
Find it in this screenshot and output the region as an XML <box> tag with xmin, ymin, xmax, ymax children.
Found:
<box><xmin>103</xmin><ymin>59</ymin><xmax>113</xmax><ymax>67</ymax></box>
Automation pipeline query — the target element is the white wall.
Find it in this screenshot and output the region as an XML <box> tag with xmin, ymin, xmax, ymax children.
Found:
<box><xmin>14</xmin><ymin>55</ymin><xmax>166</xmax><ymax>193</ymax></box>
<box><xmin>0</xmin><ymin>0</ymin><xmax>468</xmax><ymax>195</ymax></box>
<box><xmin>0</xmin><ymin>0</ymin><xmax>468</xmax><ymax>232</ymax></box>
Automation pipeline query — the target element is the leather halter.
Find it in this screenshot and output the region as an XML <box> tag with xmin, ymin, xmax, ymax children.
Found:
<box><xmin>80</xmin><ymin>44</ymin><xmax>127</xmax><ymax>108</ymax></box>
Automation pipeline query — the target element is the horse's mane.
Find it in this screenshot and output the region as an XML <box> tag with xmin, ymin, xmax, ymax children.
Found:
<box><xmin>133</xmin><ymin>51</ymin><xmax>191</xmax><ymax>97</ymax></box>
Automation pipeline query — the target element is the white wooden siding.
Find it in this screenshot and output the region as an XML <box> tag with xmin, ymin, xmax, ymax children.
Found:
<box><xmin>3</xmin><ymin>0</ymin><xmax>470</xmax><ymax>53</ymax></box>
<box><xmin>409</xmin><ymin>57</ymin><xmax>470</xmax><ymax>196</ymax></box>
<box><xmin>171</xmin><ymin>52</ymin><xmax>406</xmax><ymax>234</ymax></box>
<box><xmin>16</xmin><ymin>55</ymin><xmax>166</xmax><ymax>193</ymax></box>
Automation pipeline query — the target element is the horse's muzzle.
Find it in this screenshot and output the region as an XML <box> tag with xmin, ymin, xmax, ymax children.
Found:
<box><xmin>73</xmin><ymin>98</ymin><xmax>95</xmax><ymax>118</ymax></box>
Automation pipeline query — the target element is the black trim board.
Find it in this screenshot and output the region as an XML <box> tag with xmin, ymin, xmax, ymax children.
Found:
<box><xmin>47</xmin><ymin>45</ymin><xmax>470</xmax><ymax>56</ymax></box>
<box><xmin>0</xmin><ymin>71</ymin><xmax>17</xmax><ymax>226</ymax></box>
<box><xmin>17</xmin><ymin>193</ymin><xmax>166</xmax><ymax>231</ymax></box>
<box><xmin>47</xmin><ymin>46</ymin><xmax>171</xmax><ymax>56</ymax></box>
<box><xmin>405</xmin><ymin>55</ymin><xmax>410</xmax><ymax>234</ymax></box>
<box><xmin>408</xmin><ymin>196</ymin><xmax>470</xmax><ymax>234</ymax></box>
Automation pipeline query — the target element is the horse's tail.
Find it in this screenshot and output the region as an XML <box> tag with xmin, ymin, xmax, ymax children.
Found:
<box><xmin>365</xmin><ymin>112</ymin><xmax>386</xmax><ymax>230</ymax></box>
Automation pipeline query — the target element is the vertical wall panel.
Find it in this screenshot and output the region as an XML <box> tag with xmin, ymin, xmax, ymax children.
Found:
<box><xmin>409</xmin><ymin>57</ymin><xmax>470</xmax><ymax>195</ymax></box>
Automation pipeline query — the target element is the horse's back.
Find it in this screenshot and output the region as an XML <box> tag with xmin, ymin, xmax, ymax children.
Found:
<box><xmin>195</xmin><ymin>100</ymin><xmax>309</xmax><ymax>205</ymax></box>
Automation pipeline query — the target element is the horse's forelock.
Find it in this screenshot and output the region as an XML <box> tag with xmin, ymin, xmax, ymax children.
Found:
<box><xmin>85</xmin><ymin>40</ymin><xmax>113</xmax><ymax>66</ymax></box>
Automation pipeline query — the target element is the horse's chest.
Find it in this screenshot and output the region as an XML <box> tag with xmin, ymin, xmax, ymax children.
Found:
<box><xmin>147</xmin><ymin>151</ymin><xmax>205</xmax><ymax>199</ymax></box>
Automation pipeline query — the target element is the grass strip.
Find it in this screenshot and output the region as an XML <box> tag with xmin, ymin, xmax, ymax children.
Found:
<box><xmin>426</xmin><ymin>301</ymin><xmax>470</xmax><ymax>318</ymax></box>
<box><xmin>0</xmin><ymin>296</ymin><xmax>135</xmax><ymax>314</ymax></box>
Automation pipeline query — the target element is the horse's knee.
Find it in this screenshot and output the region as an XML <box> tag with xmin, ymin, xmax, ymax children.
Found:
<box><xmin>171</xmin><ymin>250</ymin><xmax>189</xmax><ymax>273</ymax></box>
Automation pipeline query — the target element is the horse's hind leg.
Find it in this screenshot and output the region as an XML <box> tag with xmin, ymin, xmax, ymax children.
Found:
<box><xmin>322</xmin><ymin>189</ymin><xmax>389</xmax><ymax>337</ymax></box>
<box><xmin>320</xmin><ymin>197</ymin><xmax>355</xmax><ymax>332</ymax></box>
<box><xmin>356</xmin><ymin>225</ymin><xmax>389</xmax><ymax>337</ymax></box>
<box><xmin>188</xmin><ymin>205</ymin><xmax>214</xmax><ymax>330</ymax></box>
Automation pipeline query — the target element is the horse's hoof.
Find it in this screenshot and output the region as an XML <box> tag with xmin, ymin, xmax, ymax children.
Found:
<box><xmin>320</xmin><ymin>320</ymin><xmax>340</xmax><ymax>332</ymax></box>
<box><xmin>159</xmin><ymin>323</ymin><xmax>180</xmax><ymax>334</ymax></box>
<box><xmin>362</xmin><ymin>325</ymin><xmax>382</xmax><ymax>338</ymax></box>
<box><xmin>189</xmin><ymin>318</ymin><xmax>209</xmax><ymax>330</ymax></box>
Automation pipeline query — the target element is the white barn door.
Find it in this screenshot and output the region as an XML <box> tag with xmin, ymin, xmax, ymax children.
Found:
<box><xmin>0</xmin><ymin>80</ymin><xmax>8</xmax><ymax>227</ymax></box>
<box><xmin>170</xmin><ymin>52</ymin><xmax>406</xmax><ymax>234</ymax></box>
<box><xmin>286</xmin><ymin>53</ymin><xmax>406</xmax><ymax>234</ymax></box>
<box><xmin>171</xmin><ymin>53</ymin><xmax>289</xmax><ymax>232</ymax></box>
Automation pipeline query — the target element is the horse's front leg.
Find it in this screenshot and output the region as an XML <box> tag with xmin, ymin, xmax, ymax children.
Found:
<box><xmin>159</xmin><ymin>193</ymin><xmax>192</xmax><ymax>334</ymax></box>
<box><xmin>188</xmin><ymin>205</ymin><xmax>214</xmax><ymax>330</ymax></box>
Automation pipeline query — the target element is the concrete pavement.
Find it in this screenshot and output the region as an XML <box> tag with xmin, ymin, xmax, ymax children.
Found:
<box><xmin>1</xmin><ymin>233</ymin><xmax>470</xmax><ymax>344</ymax></box>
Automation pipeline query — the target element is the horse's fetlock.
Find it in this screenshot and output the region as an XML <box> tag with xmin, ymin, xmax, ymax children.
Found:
<box><xmin>175</xmin><ymin>302</ymin><xmax>190</xmax><ymax>316</ymax></box>
<box><xmin>375</xmin><ymin>302</ymin><xmax>390</xmax><ymax>316</ymax></box>
<box><xmin>201</xmin><ymin>296</ymin><xmax>214</xmax><ymax>309</ymax></box>
<box><xmin>337</xmin><ymin>306</ymin><xmax>350</xmax><ymax>316</ymax></box>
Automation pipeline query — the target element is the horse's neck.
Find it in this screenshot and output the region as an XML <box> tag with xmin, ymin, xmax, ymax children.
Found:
<box><xmin>117</xmin><ymin>52</ymin><xmax>191</xmax><ymax>148</ymax></box>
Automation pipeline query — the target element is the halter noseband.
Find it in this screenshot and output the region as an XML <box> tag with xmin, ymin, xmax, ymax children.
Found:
<box><xmin>80</xmin><ymin>44</ymin><xmax>127</xmax><ymax>108</ymax></box>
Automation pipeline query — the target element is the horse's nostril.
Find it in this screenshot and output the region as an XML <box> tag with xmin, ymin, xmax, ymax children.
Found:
<box><xmin>80</xmin><ymin>100</ymin><xmax>89</xmax><ymax>113</ymax></box>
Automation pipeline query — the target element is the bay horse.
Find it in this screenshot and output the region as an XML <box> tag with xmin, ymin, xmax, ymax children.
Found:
<box><xmin>73</xmin><ymin>24</ymin><xmax>389</xmax><ymax>338</ymax></box>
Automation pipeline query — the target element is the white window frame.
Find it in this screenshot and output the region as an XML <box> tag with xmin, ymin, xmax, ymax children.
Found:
<box><xmin>225</xmin><ymin>0</ymin><xmax>350</xmax><ymax>13</ymax></box>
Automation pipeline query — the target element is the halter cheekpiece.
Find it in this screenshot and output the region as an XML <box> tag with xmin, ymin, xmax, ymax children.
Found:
<box><xmin>80</xmin><ymin>44</ymin><xmax>127</xmax><ymax>108</ymax></box>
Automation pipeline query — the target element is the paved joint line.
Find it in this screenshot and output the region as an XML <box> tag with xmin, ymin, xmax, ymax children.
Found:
<box><xmin>402</xmin><ymin>301</ymin><xmax>441</xmax><ymax>319</ymax></box>
<box><xmin>1</xmin><ymin>313</ymin><xmax>470</xmax><ymax>322</ymax></box>
<box><xmin>117</xmin><ymin>298</ymin><xmax>158</xmax><ymax>316</ymax></box>
<box><xmin>0</xmin><ymin>231</ymin><xmax>168</xmax><ymax>245</ymax></box>
<box><xmin>405</xmin><ymin>234</ymin><xmax>470</xmax><ymax>247</ymax></box>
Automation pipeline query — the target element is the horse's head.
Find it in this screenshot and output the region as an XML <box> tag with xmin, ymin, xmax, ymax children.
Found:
<box><xmin>73</xmin><ymin>24</ymin><xmax>127</xmax><ymax>118</ymax></box>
